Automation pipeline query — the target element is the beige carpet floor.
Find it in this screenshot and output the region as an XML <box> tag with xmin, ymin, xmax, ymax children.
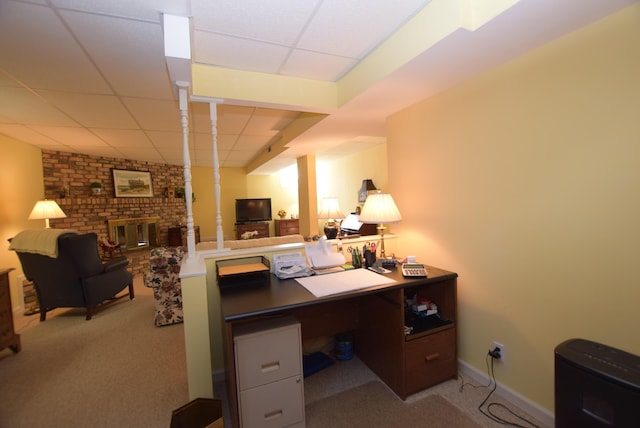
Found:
<box><xmin>1</xmin><ymin>276</ymin><xmax>547</xmax><ymax>428</ymax></box>
<box><xmin>302</xmin><ymin>355</ymin><xmax>547</xmax><ymax>428</ymax></box>
<box><xmin>0</xmin><ymin>278</ymin><xmax>189</xmax><ymax>428</ymax></box>
<box><xmin>306</xmin><ymin>381</ymin><xmax>481</xmax><ymax>428</ymax></box>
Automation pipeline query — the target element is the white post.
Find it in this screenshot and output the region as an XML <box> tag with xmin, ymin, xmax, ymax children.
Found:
<box><xmin>177</xmin><ymin>81</ymin><xmax>196</xmax><ymax>260</ymax></box>
<box><xmin>209</xmin><ymin>101</ymin><xmax>225</xmax><ymax>250</ymax></box>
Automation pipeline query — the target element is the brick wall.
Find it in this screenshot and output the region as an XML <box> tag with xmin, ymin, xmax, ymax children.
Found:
<box><xmin>41</xmin><ymin>150</ymin><xmax>188</xmax><ymax>277</ymax></box>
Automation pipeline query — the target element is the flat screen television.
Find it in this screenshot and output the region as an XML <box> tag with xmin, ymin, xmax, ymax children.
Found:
<box><xmin>235</xmin><ymin>198</ymin><xmax>272</xmax><ymax>223</ymax></box>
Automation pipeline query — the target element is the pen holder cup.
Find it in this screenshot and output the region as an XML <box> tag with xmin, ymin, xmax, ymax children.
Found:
<box><xmin>352</xmin><ymin>252</ymin><xmax>362</xmax><ymax>268</ymax></box>
<box><xmin>364</xmin><ymin>249</ymin><xmax>376</xmax><ymax>268</ymax></box>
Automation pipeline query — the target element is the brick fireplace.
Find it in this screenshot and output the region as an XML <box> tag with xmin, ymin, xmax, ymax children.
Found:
<box><xmin>41</xmin><ymin>150</ymin><xmax>188</xmax><ymax>277</ymax></box>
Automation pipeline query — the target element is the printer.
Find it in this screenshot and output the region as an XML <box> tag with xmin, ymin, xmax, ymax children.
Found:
<box><xmin>340</xmin><ymin>214</ymin><xmax>377</xmax><ymax>237</ymax></box>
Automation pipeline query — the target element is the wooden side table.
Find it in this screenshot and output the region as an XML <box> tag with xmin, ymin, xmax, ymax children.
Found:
<box><xmin>0</xmin><ymin>268</ymin><xmax>21</xmax><ymax>354</ymax></box>
<box><xmin>275</xmin><ymin>219</ymin><xmax>299</xmax><ymax>236</ymax></box>
<box><xmin>168</xmin><ymin>226</ymin><xmax>200</xmax><ymax>247</ymax></box>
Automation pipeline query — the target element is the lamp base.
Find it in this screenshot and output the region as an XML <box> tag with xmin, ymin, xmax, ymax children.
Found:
<box><xmin>324</xmin><ymin>224</ymin><xmax>339</xmax><ymax>239</ymax></box>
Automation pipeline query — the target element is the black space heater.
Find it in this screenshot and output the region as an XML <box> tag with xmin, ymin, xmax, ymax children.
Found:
<box><xmin>555</xmin><ymin>338</ymin><xmax>640</xmax><ymax>428</ymax></box>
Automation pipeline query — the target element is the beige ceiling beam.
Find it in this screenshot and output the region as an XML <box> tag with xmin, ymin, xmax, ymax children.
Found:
<box><xmin>337</xmin><ymin>0</ymin><xmax>520</xmax><ymax>104</ymax></box>
<box><xmin>191</xmin><ymin>65</ymin><xmax>338</xmax><ymax>113</ymax></box>
<box><xmin>245</xmin><ymin>112</ymin><xmax>327</xmax><ymax>173</ymax></box>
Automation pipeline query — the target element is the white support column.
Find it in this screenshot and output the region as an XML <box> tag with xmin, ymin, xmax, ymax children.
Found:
<box><xmin>209</xmin><ymin>101</ymin><xmax>225</xmax><ymax>250</ymax></box>
<box><xmin>177</xmin><ymin>81</ymin><xmax>197</xmax><ymax>260</ymax></box>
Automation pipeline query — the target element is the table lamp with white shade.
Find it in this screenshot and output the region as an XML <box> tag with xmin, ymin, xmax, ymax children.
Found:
<box><xmin>317</xmin><ymin>198</ymin><xmax>345</xmax><ymax>239</ymax></box>
<box><xmin>358</xmin><ymin>192</ymin><xmax>402</xmax><ymax>258</ymax></box>
<box><xmin>28</xmin><ymin>199</ymin><xmax>67</xmax><ymax>228</ymax></box>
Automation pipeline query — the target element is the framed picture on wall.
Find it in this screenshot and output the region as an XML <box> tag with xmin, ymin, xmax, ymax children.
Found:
<box><xmin>112</xmin><ymin>169</ymin><xmax>153</xmax><ymax>197</ymax></box>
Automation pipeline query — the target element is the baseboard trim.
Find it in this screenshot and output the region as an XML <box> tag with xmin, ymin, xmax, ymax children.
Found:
<box><xmin>458</xmin><ymin>360</ymin><xmax>554</xmax><ymax>428</ymax></box>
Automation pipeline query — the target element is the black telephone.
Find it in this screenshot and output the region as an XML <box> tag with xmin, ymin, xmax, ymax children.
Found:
<box><xmin>401</xmin><ymin>263</ymin><xmax>427</xmax><ymax>277</ymax></box>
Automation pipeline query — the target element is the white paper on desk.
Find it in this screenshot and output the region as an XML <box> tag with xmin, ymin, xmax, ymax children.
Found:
<box><xmin>295</xmin><ymin>268</ymin><xmax>396</xmax><ymax>297</ymax></box>
<box><xmin>306</xmin><ymin>237</ymin><xmax>346</xmax><ymax>269</ymax></box>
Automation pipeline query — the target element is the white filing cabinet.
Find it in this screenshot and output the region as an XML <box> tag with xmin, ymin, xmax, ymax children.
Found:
<box><xmin>234</xmin><ymin>316</ymin><xmax>304</xmax><ymax>428</ymax></box>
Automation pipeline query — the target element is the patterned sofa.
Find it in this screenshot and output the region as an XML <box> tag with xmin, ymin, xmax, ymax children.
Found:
<box><xmin>145</xmin><ymin>235</ymin><xmax>305</xmax><ymax>326</ymax></box>
<box><xmin>144</xmin><ymin>246</ymin><xmax>185</xmax><ymax>326</ymax></box>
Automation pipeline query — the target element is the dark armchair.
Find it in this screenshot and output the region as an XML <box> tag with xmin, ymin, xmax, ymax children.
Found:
<box><xmin>10</xmin><ymin>231</ymin><xmax>134</xmax><ymax>321</ymax></box>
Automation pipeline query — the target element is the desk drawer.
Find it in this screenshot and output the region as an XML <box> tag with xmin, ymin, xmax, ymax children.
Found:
<box><xmin>405</xmin><ymin>328</ymin><xmax>456</xmax><ymax>394</ymax></box>
<box><xmin>239</xmin><ymin>375</ymin><xmax>304</xmax><ymax>428</ymax></box>
<box><xmin>234</xmin><ymin>318</ymin><xmax>301</xmax><ymax>391</ymax></box>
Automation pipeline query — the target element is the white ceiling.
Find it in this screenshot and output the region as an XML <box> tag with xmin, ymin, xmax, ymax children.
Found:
<box><xmin>0</xmin><ymin>0</ymin><xmax>636</xmax><ymax>173</ymax></box>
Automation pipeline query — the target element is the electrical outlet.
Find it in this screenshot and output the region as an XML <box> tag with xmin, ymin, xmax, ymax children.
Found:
<box><xmin>491</xmin><ymin>341</ymin><xmax>505</xmax><ymax>362</ymax></box>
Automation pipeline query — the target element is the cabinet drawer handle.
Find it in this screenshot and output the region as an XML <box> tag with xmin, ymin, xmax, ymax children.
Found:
<box><xmin>261</xmin><ymin>361</ymin><xmax>280</xmax><ymax>373</ymax></box>
<box><xmin>425</xmin><ymin>353</ymin><xmax>440</xmax><ymax>361</ymax></box>
<box><xmin>264</xmin><ymin>409</ymin><xmax>283</xmax><ymax>422</ymax></box>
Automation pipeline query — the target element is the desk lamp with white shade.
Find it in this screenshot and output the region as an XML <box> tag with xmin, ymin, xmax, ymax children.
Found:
<box><xmin>28</xmin><ymin>199</ymin><xmax>67</xmax><ymax>228</ymax></box>
<box><xmin>358</xmin><ymin>192</ymin><xmax>402</xmax><ymax>259</ymax></box>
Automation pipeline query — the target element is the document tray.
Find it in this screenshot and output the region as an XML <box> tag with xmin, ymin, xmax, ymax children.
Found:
<box><xmin>216</xmin><ymin>256</ymin><xmax>270</xmax><ymax>291</ymax></box>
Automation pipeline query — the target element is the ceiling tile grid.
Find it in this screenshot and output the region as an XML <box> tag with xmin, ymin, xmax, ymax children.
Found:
<box><xmin>1</xmin><ymin>0</ymin><xmax>636</xmax><ymax>171</ymax></box>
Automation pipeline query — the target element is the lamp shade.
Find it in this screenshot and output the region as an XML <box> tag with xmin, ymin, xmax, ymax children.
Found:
<box><xmin>317</xmin><ymin>198</ymin><xmax>345</xmax><ymax>220</ymax></box>
<box><xmin>359</xmin><ymin>193</ymin><xmax>402</xmax><ymax>224</ymax></box>
<box><xmin>28</xmin><ymin>199</ymin><xmax>66</xmax><ymax>228</ymax></box>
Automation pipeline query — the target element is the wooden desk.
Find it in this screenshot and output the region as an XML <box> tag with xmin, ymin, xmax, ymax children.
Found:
<box><xmin>220</xmin><ymin>266</ymin><xmax>458</xmax><ymax>427</ymax></box>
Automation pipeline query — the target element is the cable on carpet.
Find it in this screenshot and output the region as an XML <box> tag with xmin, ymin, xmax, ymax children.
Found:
<box><xmin>476</xmin><ymin>354</ymin><xmax>540</xmax><ymax>428</ymax></box>
<box><xmin>459</xmin><ymin>353</ymin><xmax>494</xmax><ymax>393</ymax></box>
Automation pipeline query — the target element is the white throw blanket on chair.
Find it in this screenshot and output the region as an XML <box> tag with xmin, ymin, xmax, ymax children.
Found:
<box><xmin>9</xmin><ymin>229</ymin><xmax>78</xmax><ymax>258</ymax></box>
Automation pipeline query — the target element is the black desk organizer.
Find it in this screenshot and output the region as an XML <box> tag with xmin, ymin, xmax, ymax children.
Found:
<box><xmin>216</xmin><ymin>256</ymin><xmax>270</xmax><ymax>291</ymax></box>
<box><xmin>404</xmin><ymin>311</ymin><xmax>453</xmax><ymax>335</ymax></box>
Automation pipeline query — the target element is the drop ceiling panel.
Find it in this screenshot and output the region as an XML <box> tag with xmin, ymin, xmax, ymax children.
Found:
<box><xmin>61</xmin><ymin>10</ymin><xmax>174</xmax><ymax>100</ymax></box>
<box><xmin>297</xmin><ymin>0</ymin><xmax>431</xmax><ymax>58</ymax></box>
<box><xmin>0</xmin><ymin>1</ymin><xmax>111</xmax><ymax>94</ymax></box>
<box><xmin>123</xmin><ymin>99</ymin><xmax>181</xmax><ymax>132</ymax></box>
<box><xmin>0</xmin><ymin>124</ymin><xmax>61</xmax><ymax>146</ymax></box>
<box><xmin>37</xmin><ymin>91</ymin><xmax>138</xmax><ymax>128</ymax></box>
<box><xmin>146</xmin><ymin>131</ymin><xmax>184</xmax><ymax>149</ymax></box>
<box><xmin>50</xmin><ymin>0</ymin><xmax>190</xmax><ymax>22</ymax></box>
<box><xmin>192</xmin><ymin>133</ymin><xmax>223</xmax><ymax>152</ymax></box>
<box><xmin>236</xmin><ymin>134</ymin><xmax>275</xmax><ymax>149</ymax></box>
<box><xmin>29</xmin><ymin>126</ymin><xmax>108</xmax><ymax>146</ymax></box>
<box><xmin>190</xmin><ymin>0</ymin><xmax>321</xmax><ymax>45</ymax></box>
<box><xmin>0</xmin><ymin>72</ymin><xmax>20</xmax><ymax>88</ymax></box>
<box><xmin>189</xmin><ymin>103</ymin><xmax>215</xmax><ymax>133</ymax></box>
<box><xmin>216</xmin><ymin>134</ymin><xmax>240</xmax><ymax>150</ymax></box>
<box><xmin>91</xmin><ymin>129</ymin><xmax>153</xmax><ymax>148</ymax></box>
<box><xmin>243</xmin><ymin>109</ymin><xmax>299</xmax><ymax>133</ymax></box>
<box><xmin>217</xmin><ymin>106</ymin><xmax>254</xmax><ymax>133</ymax></box>
<box><xmin>0</xmin><ymin>88</ymin><xmax>78</xmax><ymax>126</ymax></box>
<box><xmin>194</xmin><ymin>31</ymin><xmax>290</xmax><ymax>73</ymax></box>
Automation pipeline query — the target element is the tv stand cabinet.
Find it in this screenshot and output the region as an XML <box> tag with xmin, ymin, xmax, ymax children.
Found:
<box><xmin>235</xmin><ymin>222</ymin><xmax>269</xmax><ymax>240</ymax></box>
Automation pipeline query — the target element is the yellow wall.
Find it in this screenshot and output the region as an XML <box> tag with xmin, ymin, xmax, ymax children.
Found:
<box><xmin>193</xmin><ymin>143</ymin><xmax>389</xmax><ymax>239</ymax></box>
<box><xmin>316</xmin><ymin>144</ymin><xmax>389</xmax><ymax>235</ymax></box>
<box><xmin>387</xmin><ymin>4</ymin><xmax>640</xmax><ymax>412</ymax></box>
<box><xmin>192</xmin><ymin>167</ymin><xmax>254</xmax><ymax>240</ymax></box>
<box><xmin>0</xmin><ymin>136</ymin><xmax>44</xmax><ymax>310</ymax></box>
